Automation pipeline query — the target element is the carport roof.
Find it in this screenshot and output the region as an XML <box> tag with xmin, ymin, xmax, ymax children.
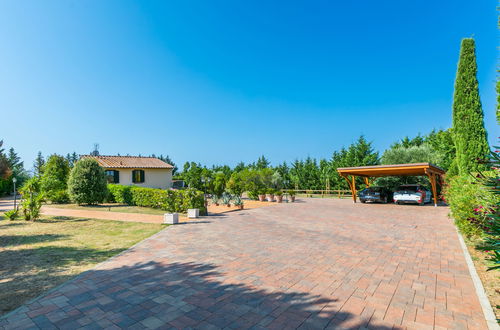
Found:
<box><xmin>336</xmin><ymin>163</ymin><xmax>445</xmax><ymax>177</ymax></box>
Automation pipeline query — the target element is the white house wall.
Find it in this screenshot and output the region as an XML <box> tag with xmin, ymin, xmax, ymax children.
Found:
<box><xmin>107</xmin><ymin>168</ymin><xmax>173</xmax><ymax>189</ymax></box>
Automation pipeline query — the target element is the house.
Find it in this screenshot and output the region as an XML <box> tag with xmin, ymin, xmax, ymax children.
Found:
<box><xmin>81</xmin><ymin>155</ymin><xmax>174</xmax><ymax>189</ymax></box>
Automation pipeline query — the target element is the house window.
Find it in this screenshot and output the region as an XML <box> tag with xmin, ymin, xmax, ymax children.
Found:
<box><xmin>105</xmin><ymin>170</ymin><xmax>119</xmax><ymax>183</ymax></box>
<box><xmin>132</xmin><ymin>170</ymin><xmax>145</xmax><ymax>183</ymax></box>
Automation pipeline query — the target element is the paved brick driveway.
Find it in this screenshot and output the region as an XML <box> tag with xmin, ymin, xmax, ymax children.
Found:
<box><xmin>0</xmin><ymin>199</ymin><xmax>487</xmax><ymax>329</ymax></box>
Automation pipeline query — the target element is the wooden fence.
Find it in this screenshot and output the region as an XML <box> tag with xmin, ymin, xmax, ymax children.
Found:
<box><xmin>284</xmin><ymin>189</ymin><xmax>352</xmax><ymax>199</ymax></box>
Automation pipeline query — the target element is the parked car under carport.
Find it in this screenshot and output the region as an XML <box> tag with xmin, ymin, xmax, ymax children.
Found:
<box><xmin>358</xmin><ymin>186</ymin><xmax>393</xmax><ymax>204</ymax></box>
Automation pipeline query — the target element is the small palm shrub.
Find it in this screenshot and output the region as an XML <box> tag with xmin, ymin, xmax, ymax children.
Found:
<box><xmin>20</xmin><ymin>177</ymin><xmax>43</xmax><ymax>221</ymax></box>
<box><xmin>4</xmin><ymin>209</ymin><xmax>18</xmax><ymax>220</ymax></box>
<box><xmin>67</xmin><ymin>159</ymin><xmax>108</xmax><ymax>205</ymax></box>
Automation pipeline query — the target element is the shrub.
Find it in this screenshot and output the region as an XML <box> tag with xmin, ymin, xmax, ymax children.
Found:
<box><xmin>4</xmin><ymin>209</ymin><xmax>18</xmax><ymax>220</ymax></box>
<box><xmin>107</xmin><ymin>185</ymin><xmax>205</xmax><ymax>214</ymax></box>
<box><xmin>108</xmin><ymin>184</ymin><xmax>133</xmax><ymax>204</ymax></box>
<box><xmin>67</xmin><ymin>159</ymin><xmax>108</xmax><ymax>205</ymax></box>
<box><xmin>20</xmin><ymin>177</ymin><xmax>43</xmax><ymax>221</ymax></box>
<box><xmin>40</xmin><ymin>155</ymin><xmax>70</xmax><ymax>203</ymax></box>
<box><xmin>443</xmin><ymin>174</ymin><xmax>496</xmax><ymax>237</ymax></box>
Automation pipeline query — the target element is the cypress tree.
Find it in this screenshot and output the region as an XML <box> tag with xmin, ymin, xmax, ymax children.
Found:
<box><xmin>451</xmin><ymin>38</ymin><xmax>489</xmax><ymax>174</ymax></box>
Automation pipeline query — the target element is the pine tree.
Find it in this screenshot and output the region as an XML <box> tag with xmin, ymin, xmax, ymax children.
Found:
<box><xmin>33</xmin><ymin>151</ymin><xmax>45</xmax><ymax>177</ymax></box>
<box><xmin>255</xmin><ymin>155</ymin><xmax>270</xmax><ymax>169</ymax></box>
<box><xmin>452</xmin><ymin>38</ymin><xmax>489</xmax><ymax>174</ymax></box>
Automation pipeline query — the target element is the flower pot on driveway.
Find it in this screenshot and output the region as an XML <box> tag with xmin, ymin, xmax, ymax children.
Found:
<box><xmin>187</xmin><ymin>209</ymin><xmax>199</xmax><ymax>219</ymax></box>
<box><xmin>290</xmin><ymin>196</ymin><xmax>296</xmax><ymax>202</ymax></box>
<box><xmin>163</xmin><ymin>213</ymin><xmax>179</xmax><ymax>224</ymax></box>
<box><xmin>266</xmin><ymin>194</ymin><xmax>275</xmax><ymax>202</ymax></box>
<box><xmin>276</xmin><ymin>195</ymin><xmax>283</xmax><ymax>203</ymax></box>
<box><xmin>258</xmin><ymin>195</ymin><xmax>266</xmax><ymax>202</ymax></box>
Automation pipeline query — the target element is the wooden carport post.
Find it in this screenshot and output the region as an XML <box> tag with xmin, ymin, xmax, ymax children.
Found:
<box><xmin>341</xmin><ymin>174</ymin><xmax>357</xmax><ymax>203</ymax></box>
<box><xmin>425</xmin><ymin>169</ymin><xmax>439</xmax><ymax>207</ymax></box>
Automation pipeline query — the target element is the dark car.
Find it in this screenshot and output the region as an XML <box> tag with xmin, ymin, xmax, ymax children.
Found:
<box><xmin>393</xmin><ymin>184</ymin><xmax>432</xmax><ymax>205</ymax></box>
<box><xmin>358</xmin><ymin>186</ymin><xmax>393</xmax><ymax>204</ymax></box>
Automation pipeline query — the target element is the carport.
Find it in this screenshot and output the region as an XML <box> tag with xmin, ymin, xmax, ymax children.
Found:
<box><xmin>337</xmin><ymin>163</ymin><xmax>445</xmax><ymax>206</ymax></box>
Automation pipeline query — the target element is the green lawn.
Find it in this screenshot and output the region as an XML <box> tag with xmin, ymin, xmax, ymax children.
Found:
<box><xmin>0</xmin><ymin>215</ymin><xmax>166</xmax><ymax>315</ymax></box>
<box><xmin>45</xmin><ymin>203</ymin><xmax>167</xmax><ymax>215</ymax></box>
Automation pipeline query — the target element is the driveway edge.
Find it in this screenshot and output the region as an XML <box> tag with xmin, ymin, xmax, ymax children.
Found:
<box><xmin>455</xmin><ymin>227</ymin><xmax>499</xmax><ymax>330</ymax></box>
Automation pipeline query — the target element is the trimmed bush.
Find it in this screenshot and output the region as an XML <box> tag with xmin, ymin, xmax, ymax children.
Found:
<box><xmin>68</xmin><ymin>159</ymin><xmax>108</xmax><ymax>205</ymax></box>
<box><xmin>107</xmin><ymin>184</ymin><xmax>205</xmax><ymax>214</ymax></box>
<box><xmin>108</xmin><ymin>184</ymin><xmax>133</xmax><ymax>204</ymax></box>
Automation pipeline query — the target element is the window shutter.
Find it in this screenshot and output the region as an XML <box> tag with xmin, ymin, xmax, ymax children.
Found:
<box><xmin>140</xmin><ymin>170</ymin><xmax>145</xmax><ymax>183</ymax></box>
<box><xmin>114</xmin><ymin>170</ymin><xmax>119</xmax><ymax>183</ymax></box>
<box><xmin>132</xmin><ymin>170</ymin><xmax>137</xmax><ymax>183</ymax></box>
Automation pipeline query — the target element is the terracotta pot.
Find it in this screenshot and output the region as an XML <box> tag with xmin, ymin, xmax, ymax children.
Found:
<box><xmin>276</xmin><ymin>195</ymin><xmax>283</xmax><ymax>203</ymax></box>
<box><xmin>266</xmin><ymin>194</ymin><xmax>275</xmax><ymax>202</ymax></box>
<box><xmin>290</xmin><ymin>195</ymin><xmax>296</xmax><ymax>202</ymax></box>
<box><xmin>258</xmin><ymin>195</ymin><xmax>266</xmax><ymax>202</ymax></box>
<box><xmin>215</xmin><ymin>203</ymin><xmax>219</xmax><ymax>206</ymax></box>
<box><xmin>227</xmin><ymin>204</ymin><xmax>231</xmax><ymax>207</ymax></box>
<box><xmin>238</xmin><ymin>205</ymin><xmax>244</xmax><ymax>210</ymax></box>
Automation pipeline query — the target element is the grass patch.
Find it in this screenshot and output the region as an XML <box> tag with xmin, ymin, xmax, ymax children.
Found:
<box><xmin>0</xmin><ymin>215</ymin><xmax>165</xmax><ymax>315</ymax></box>
<box><xmin>465</xmin><ymin>237</ymin><xmax>500</xmax><ymax>322</ymax></box>
<box><xmin>45</xmin><ymin>203</ymin><xmax>167</xmax><ymax>215</ymax></box>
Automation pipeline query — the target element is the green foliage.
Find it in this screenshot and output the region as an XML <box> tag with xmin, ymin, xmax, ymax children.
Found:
<box><xmin>4</xmin><ymin>209</ymin><xmax>18</xmax><ymax>220</ymax></box>
<box><xmin>452</xmin><ymin>38</ymin><xmax>489</xmax><ymax>175</ymax></box>
<box><xmin>181</xmin><ymin>162</ymin><xmax>210</xmax><ymax>190</ymax></box>
<box><xmin>67</xmin><ymin>159</ymin><xmax>108</xmax><ymax>205</ymax></box>
<box><xmin>254</xmin><ymin>155</ymin><xmax>271</xmax><ymax>169</ymax></box>
<box><xmin>212</xmin><ymin>172</ymin><xmax>227</xmax><ymax>198</ymax></box>
<box><xmin>33</xmin><ymin>151</ymin><xmax>45</xmax><ymax>177</ymax></box>
<box><xmin>65</xmin><ymin>152</ymin><xmax>79</xmax><ymax>168</ymax></box>
<box><xmin>0</xmin><ymin>140</ymin><xmax>11</xmax><ymax>181</ymax></box>
<box><xmin>443</xmin><ymin>174</ymin><xmax>497</xmax><ymax>237</ymax></box>
<box><xmin>20</xmin><ymin>177</ymin><xmax>43</xmax><ymax>221</ymax></box>
<box><xmin>108</xmin><ymin>185</ymin><xmax>205</xmax><ymax>214</ymax></box>
<box><xmin>40</xmin><ymin>154</ymin><xmax>70</xmax><ymax>203</ymax></box>
<box><xmin>107</xmin><ymin>184</ymin><xmax>133</xmax><ymax>204</ymax></box>
<box><xmin>226</xmin><ymin>171</ymin><xmax>245</xmax><ymax>196</ymax></box>
<box><xmin>477</xmin><ymin>146</ymin><xmax>500</xmax><ymax>270</ymax></box>
<box><xmin>425</xmin><ymin>129</ymin><xmax>455</xmax><ymax>171</ymax></box>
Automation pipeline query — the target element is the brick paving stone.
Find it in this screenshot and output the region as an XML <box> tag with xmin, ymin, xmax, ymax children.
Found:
<box><xmin>0</xmin><ymin>198</ymin><xmax>489</xmax><ymax>329</ymax></box>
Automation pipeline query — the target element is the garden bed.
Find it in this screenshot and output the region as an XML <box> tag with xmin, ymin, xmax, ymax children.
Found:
<box><xmin>0</xmin><ymin>215</ymin><xmax>165</xmax><ymax>316</ymax></box>
<box><xmin>465</xmin><ymin>238</ymin><xmax>500</xmax><ymax>322</ymax></box>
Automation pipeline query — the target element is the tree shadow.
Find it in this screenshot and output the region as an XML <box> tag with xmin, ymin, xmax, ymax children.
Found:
<box><xmin>0</xmin><ymin>234</ymin><xmax>69</xmax><ymax>248</ymax></box>
<box><xmin>0</xmin><ymin>246</ymin><xmax>125</xmax><ymax>316</ymax></box>
<box><xmin>1</xmin><ymin>261</ymin><xmax>396</xmax><ymax>329</ymax></box>
<box><xmin>36</xmin><ymin>216</ymin><xmax>92</xmax><ymax>223</ymax></box>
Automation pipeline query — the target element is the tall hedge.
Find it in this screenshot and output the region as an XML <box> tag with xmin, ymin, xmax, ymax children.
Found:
<box><xmin>107</xmin><ymin>184</ymin><xmax>205</xmax><ymax>214</ymax></box>
<box><xmin>451</xmin><ymin>38</ymin><xmax>489</xmax><ymax>175</ymax></box>
<box><xmin>67</xmin><ymin>158</ymin><xmax>108</xmax><ymax>205</ymax></box>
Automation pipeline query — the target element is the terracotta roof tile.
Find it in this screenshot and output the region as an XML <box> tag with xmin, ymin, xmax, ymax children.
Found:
<box><xmin>81</xmin><ymin>155</ymin><xmax>173</xmax><ymax>169</ymax></box>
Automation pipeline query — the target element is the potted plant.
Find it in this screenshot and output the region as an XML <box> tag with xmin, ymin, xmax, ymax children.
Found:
<box><xmin>288</xmin><ymin>190</ymin><xmax>296</xmax><ymax>202</ymax></box>
<box><xmin>266</xmin><ymin>188</ymin><xmax>275</xmax><ymax>202</ymax></box>
<box><xmin>258</xmin><ymin>189</ymin><xmax>267</xmax><ymax>202</ymax></box>
<box><xmin>211</xmin><ymin>195</ymin><xmax>220</xmax><ymax>206</ymax></box>
<box><xmin>222</xmin><ymin>193</ymin><xmax>232</xmax><ymax>207</ymax></box>
<box><xmin>233</xmin><ymin>195</ymin><xmax>244</xmax><ymax>210</ymax></box>
<box><xmin>275</xmin><ymin>190</ymin><xmax>283</xmax><ymax>203</ymax></box>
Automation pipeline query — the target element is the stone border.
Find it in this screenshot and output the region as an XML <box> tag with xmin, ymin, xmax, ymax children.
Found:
<box><xmin>455</xmin><ymin>228</ymin><xmax>499</xmax><ymax>330</ymax></box>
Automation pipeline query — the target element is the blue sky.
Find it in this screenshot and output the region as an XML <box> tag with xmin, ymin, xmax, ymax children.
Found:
<box><xmin>0</xmin><ymin>1</ymin><xmax>498</xmax><ymax>170</ymax></box>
